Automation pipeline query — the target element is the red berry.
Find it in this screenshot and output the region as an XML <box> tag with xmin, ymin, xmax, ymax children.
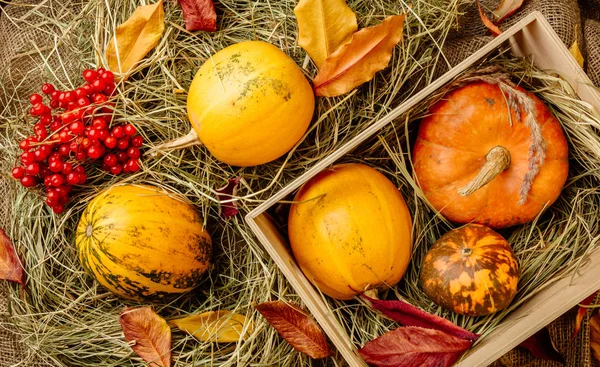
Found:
<box><xmin>21</xmin><ymin>175</ymin><xmax>37</xmax><ymax>187</ymax></box>
<box><xmin>82</xmin><ymin>84</ymin><xmax>94</xmax><ymax>96</ymax></box>
<box><xmin>117</xmin><ymin>137</ymin><xmax>129</xmax><ymax>150</ymax></box>
<box><xmin>87</xmin><ymin>129</ymin><xmax>99</xmax><ymax>140</ymax></box>
<box><xmin>111</xmin><ymin>126</ymin><xmax>124</xmax><ymax>138</ymax></box>
<box><xmin>69</xmin><ymin>141</ymin><xmax>80</xmax><ymax>153</ymax></box>
<box><xmin>104</xmin><ymin>82</ymin><xmax>116</xmax><ymax>96</ymax></box>
<box><xmin>83</xmin><ymin>69</ymin><xmax>98</xmax><ymax>82</ymax></box>
<box><xmin>97</xmin><ymin>129</ymin><xmax>109</xmax><ymax>141</ymax></box>
<box><xmin>67</xmin><ymin>102</ymin><xmax>77</xmax><ymax>111</ymax></box>
<box><xmin>29</xmin><ymin>94</ymin><xmax>43</xmax><ymax>105</ymax></box>
<box><xmin>58</xmin><ymin>144</ymin><xmax>70</xmax><ymax>156</ymax></box>
<box><xmin>19</xmin><ymin>139</ymin><xmax>32</xmax><ymax>151</ymax></box>
<box><xmin>40</xmin><ymin>115</ymin><xmax>52</xmax><ymax>126</ymax></box>
<box><xmin>47</xmin><ymin>189</ymin><xmax>59</xmax><ymax>202</ymax></box>
<box><xmin>65</xmin><ymin>91</ymin><xmax>76</xmax><ymax>102</ymax></box>
<box><xmin>54</xmin><ymin>186</ymin><xmax>68</xmax><ymax>198</ymax></box>
<box><xmin>100</xmin><ymin>70</ymin><xmax>115</xmax><ymax>83</ymax></box>
<box><xmin>66</xmin><ymin>172</ymin><xmax>79</xmax><ymax>185</ymax></box>
<box><xmin>49</xmin><ymin>174</ymin><xmax>65</xmax><ymax>187</ymax></box>
<box><xmin>69</xmin><ymin>121</ymin><xmax>84</xmax><ymax>135</ymax></box>
<box><xmin>76</xmin><ymin>151</ymin><xmax>87</xmax><ymax>161</ymax></box>
<box><xmin>74</xmin><ymin>88</ymin><xmax>86</xmax><ymax>99</ymax></box>
<box><xmin>25</xmin><ymin>162</ymin><xmax>39</xmax><ymax>175</ymax></box>
<box><xmin>131</xmin><ymin>135</ymin><xmax>143</xmax><ymax>148</ymax></box>
<box><xmin>58</xmin><ymin>92</ymin><xmax>66</xmax><ymax>102</ymax></box>
<box><xmin>87</xmin><ymin>144</ymin><xmax>105</xmax><ymax>159</ymax></box>
<box><xmin>46</xmin><ymin>196</ymin><xmax>58</xmax><ymax>206</ymax></box>
<box><xmin>49</xmin><ymin>160</ymin><xmax>63</xmax><ymax>173</ymax></box>
<box><xmin>92</xmin><ymin>79</ymin><xmax>106</xmax><ymax>92</ymax></box>
<box><xmin>39</xmin><ymin>165</ymin><xmax>51</xmax><ymax>178</ymax></box>
<box><xmin>21</xmin><ymin>152</ymin><xmax>35</xmax><ymax>164</ymax></box>
<box><xmin>104</xmin><ymin>136</ymin><xmax>117</xmax><ymax>149</ymax></box>
<box><xmin>59</xmin><ymin>130</ymin><xmax>71</xmax><ymax>143</ymax></box>
<box><xmin>109</xmin><ymin>163</ymin><xmax>123</xmax><ymax>175</ymax></box>
<box><xmin>62</xmin><ymin>163</ymin><xmax>72</xmax><ymax>174</ymax></box>
<box><xmin>33</xmin><ymin>149</ymin><xmax>46</xmax><ymax>162</ymax></box>
<box><xmin>49</xmin><ymin>100</ymin><xmax>59</xmax><ymax>109</ymax></box>
<box><xmin>97</xmin><ymin>67</ymin><xmax>106</xmax><ymax>75</ymax></box>
<box><xmin>116</xmin><ymin>151</ymin><xmax>128</xmax><ymax>163</ymax></box>
<box><xmin>41</xmin><ymin>83</ymin><xmax>55</xmax><ymax>95</ymax></box>
<box><xmin>125</xmin><ymin>159</ymin><xmax>140</xmax><ymax>173</ymax></box>
<box><xmin>81</xmin><ymin>138</ymin><xmax>92</xmax><ymax>150</ymax></box>
<box><xmin>78</xmin><ymin>172</ymin><xmax>87</xmax><ymax>184</ymax></box>
<box><xmin>74</xmin><ymin>166</ymin><xmax>85</xmax><ymax>174</ymax></box>
<box><xmin>52</xmin><ymin>205</ymin><xmax>65</xmax><ymax>214</ymax></box>
<box><xmin>11</xmin><ymin>167</ymin><xmax>25</xmax><ymax>179</ymax></box>
<box><xmin>127</xmin><ymin>147</ymin><xmax>140</xmax><ymax>159</ymax></box>
<box><xmin>92</xmin><ymin>118</ymin><xmax>107</xmax><ymax>130</ymax></box>
<box><xmin>31</xmin><ymin>103</ymin><xmax>45</xmax><ymax>116</ymax></box>
<box><xmin>50</xmin><ymin>121</ymin><xmax>62</xmax><ymax>132</ymax></box>
<box><xmin>93</xmin><ymin>94</ymin><xmax>107</xmax><ymax>104</ymax></box>
<box><xmin>103</xmin><ymin>154</ymin><xmax>117</xmax><ymax>167</ymax></box>
<box><xmin>36</xmin><ymin>129</ymin><xmax>48</xmax><ymax>141</ymax></box>
<box><xmin>39</xmin><ymin>145</ymin><xmax>52</xmax><ymax>157</ymax></box>
<box><xmin>50</xmin><ymin>90</ymin><xmax>60</xmax><ymax>101</ymax></box>
<box><xmin>77</xmin><ymin>97</ymin><xmax>90</xmax><ymax>108</ymax></box>
<box><xmin>123</xmin><ymin>124</ymin><xmax>136</xmax><ymax>136</ymax></box>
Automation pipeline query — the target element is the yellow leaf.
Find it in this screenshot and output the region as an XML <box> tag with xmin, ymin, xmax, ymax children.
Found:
<box><xmin>570</xmin><ymin>40</ymin><xmax>585</xmax><ymax>68</ymax></box>
<box><xmin>106</xmin><ymin>1</ymin><xmax>165</xmax><ymax>78</ymax></box>
<box><xmin>313</xmin><ymin>14</ymin><xmax>405</xmax><ymax>97</ymax></box>
<box><xmin>170</xmin><ymin>311</ymin><xmax>253</xmax><ymax>343</ymax></box>
<box><xmin>294</xmin><ymin>0</ymin><xmax>357</xmax><ymax>68</ymax></box>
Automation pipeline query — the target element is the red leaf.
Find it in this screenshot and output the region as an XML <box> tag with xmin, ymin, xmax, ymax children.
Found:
<box><xmin>572</xmin><ymin>291</ymin><xmax>599</xmax><ymax>342</ymax></box>
<box><xmin>358</xmin><ymin>326</ymin><xmax>472</xmax><ymax>367</ymax></box>
<box><xmin>0</xmin><ymin>228</ymin><xmax>25</xmax><ymax>286</ymax></box>
<box><xmin>216</xmin><ymin>178</ymin><xmax>240</xmax><ymax>218</ymax></box>
<box><xmin>119</xmin><ymin>306</ymin><xmax>172</xmax><ymax>367</ymax></box>
<box><xmin>362</xmin><ymin>295</ymin><xmax>480</xmax><ymax>342</ymax></box>
<box><xmin>519</xmin><ymin>327</ymin><xmax>564</xmax><ymax>363</ymax></box>
<box><xmin>254</xmin><ymin>301</ymin><xmax>332</xmax><ymax>359</ymax></box>
<box><xmin>477</xmin><ymin>0</ymin><xmax>502</xmax><ymax>37</ymax></box>
<box><xmin>493</xmin><ymin>0</ymin><xmax>524</xmax><ymax>24</ymax></box>
<box><xmin>177</xmin><ymin>0</ymin><xmax>217</xmax><ymax>32</ymax></box>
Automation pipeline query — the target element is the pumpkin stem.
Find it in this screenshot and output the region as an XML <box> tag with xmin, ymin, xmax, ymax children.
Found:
<box><xmin>458</xmin><ymin>146</ymin><xmax>511</xmax><ymax>196</ymax></box>
<box><xmin>148</xmin><ymin>129</ymin><xmax>203</xmax><ymax>158</ymax></box>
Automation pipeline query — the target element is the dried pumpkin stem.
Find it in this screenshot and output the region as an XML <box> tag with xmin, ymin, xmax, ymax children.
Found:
<box><xmin>148</xmin><ymin>129</ymin><xmax>203</xmax><ymax>158</ymax></box>
<box><xmin>458</xmin><ymin>146</ymin><xmax>511</xmax><ymax>196</ymax></box>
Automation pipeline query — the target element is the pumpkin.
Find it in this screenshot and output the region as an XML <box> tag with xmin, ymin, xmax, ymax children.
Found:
<box><xmin>187</xmin><ymin>40</ymin><xmax>315</xmax><ymax>167</ymax></box>
<box><xmin>288</xmin><ymin>163</ymin><xmax>413</xmax><ymax>300</ymax></box>
<box><xmin>413</xmin><ymin>81</ymin><xmax>569</xmax><ymax>228</ymax></box>
<box><xmin>76</xmin><ymin>184</ymin><xmax>212</xmax><ymax>300</ymax></box>
<box><xmin>420</xmin><ymin>224</ymin><xmax>519</xmax><ymax>316</ymax></box>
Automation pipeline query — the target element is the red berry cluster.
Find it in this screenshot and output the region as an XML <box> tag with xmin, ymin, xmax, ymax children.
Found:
<box><xmin>11</xmin><ymin>67</ymin><xmax>143</xmax><ymax>214</ymax></box>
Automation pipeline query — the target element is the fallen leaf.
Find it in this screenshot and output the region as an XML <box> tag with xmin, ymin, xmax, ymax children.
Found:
<box><xmin>362</xmin><ymin>295</ymin><xmax>480</xmax><ymax>342</ymax></box>
<box><xmin>106</xmin><ymin>1</ymin><xmax>165</xmax><ymax>77</ymax></box>
<box><xmin>294</xmin><ymin>0</ymin><xmax>357</xmax><ymax>68</ymax></box>
<box><xmin>0</xmin><ymin>228</ymin><xmax>24</xmax><ymax>286</ymax></box>
<box><xmin>254</xmin><ymin>301</ymin><xmax>332</xmax><ymax>359</ymax></box>
<box><xmin>215</xmin><ymin>178</ymin><xmax>240</xmax><ymax>218</ymax></box>
<box><xmin>170</xmin><ymin>310</ymin><xmax>252</xmax><ymax>342</ymax></box>
<box><xmin>477</xmin><ymin>0</ymin><xmax>502</xmax><ymax>37</ymax></box>
<box><xmin>590</xmin><ymin>311</ymin><xmax>600</xmax><ymax>363</ymax></box>
<box><xmin>569</xmin><ymin>40</ymin><xmax>585</xmax><ymax>68</ymax></box>
<box><xmin>312</xmin><ymin>14</ymin><xmax>405</xmax><ymax>97</ymax></box>
<box><xmin>177</xmin><ymin>0</ymin><xmax>217</xmax><ymax>32</ymax></box>
<box><xmin>572</xmin><ymin>291</ymin><xmax>598</xmax><ymax>342</ymax></box>
<box><xmin>518</xmin><ymin>327</ymin><xmax>564</xmax><ymax>363</ymax></box>
<box><xmin>119</xmin><ymin>306</ymin><xmax>171</xmax><ymax>367</ymax></box>
<box><xmin>358</xmin><ymin>326</ymin><xmax>472</xmax><ymax>367</ymax></box>
<box><xmin>493</xmin><ymin>0</ymin><xmax>524</xmax><ymax>23</ymax></box>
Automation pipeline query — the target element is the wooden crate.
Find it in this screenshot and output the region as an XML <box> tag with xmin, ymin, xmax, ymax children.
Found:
<box><xmin>245</xmin><ymin>11</ymin><xmax>600</xmax><ymax>367</ymax></box>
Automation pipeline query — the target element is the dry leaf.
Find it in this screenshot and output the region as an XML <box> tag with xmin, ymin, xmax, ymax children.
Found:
<box><xmin>493</xmin><ymin>0</ymin><xmax>524</xmax><ymax>23</ymax></box>
<box><xmin>294</xmin><ymin>0</ymin><xmax>357</xmax><ymax>68</ymax></box>
<box><xmin>177</xmin><ymin>0</ymin><xmax>217</xmax><ymax>32</ymax></box>
<box><xmin>362</xmin><ymin>295</ymin><xmax>479</xmax><ymax>342</ymax></box>
<box><xmin>106</xmin><ymin>1</ymin><xmax>165</xmax><ymax>77</ymax></box>
<box><xmin>358</xmin><ymin>326</ymin><xmax>471</xmax><ymax>367</ymax></box>
<box><xmin>215</xmin><ymin>178</ymin><xmax>240</xmax><ymax>218</ymax></box>
<box><xmin>0</xmin><ymin>228</ymin><xmax>24</xmax><ymax>286</ymax></box>
<box><xmin>570</xmin><ymin>40</ymin><xmax>585</xmax><ymax>68</ymax></box>
<box><xmin>170</xmin><ymin>310</ymin><xmax>252</xmax><ymax>342</ymax></box>
<box><xmin>572</xmin><ymin>291</ymin><xmax>598</xmax><ymax>342</ymax></box>
<box><xmin>477</xmin><ymin>0</ymin><xmax>502</xmax><ymax>37</ymax></box>
<box><xmin>312</xmin><ymin>14</ymin><xmax>405</xmax><ymax>97</ymax></box>
<box><xmin>518</xmin><ymin>327</ymin><xmax>564</xmax><ymax>363</ymax></box>
<box><xmin>254</xmin><ymin>301</ymin><xmax>332</xmax><ymax>359</ymax></box>
<box><xmin>119</xmin><ymin>306</ymin><xmax>172</xmax><ymax>367</ymax></box>
<box><xmin>591</xmin><ymin>311</ymin><xmax>600</xmax><ymax>363</ymax></box>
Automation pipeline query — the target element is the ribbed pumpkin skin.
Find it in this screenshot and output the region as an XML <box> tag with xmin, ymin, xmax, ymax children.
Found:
<box><xmin>76</xmin><ymin>185</ymin><xmax>212</xmax><ymax>301</ymax></box>
<box><xmin>187</xmin><ymin>40</ymin><xmax>315</xmax><ymax>167</ymax></box>
<box><xmin>288</xmin><ymin>163</ymin><xmax>413</xmax><ymax>300</ymax></box>
<box><xmin>420</xmin><ymin>224</ymin><xmax>519</xmax><ymax>316</ymax></box>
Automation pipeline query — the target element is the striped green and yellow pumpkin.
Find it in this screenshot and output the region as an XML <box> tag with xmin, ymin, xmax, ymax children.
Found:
<box><xmin>420</xmin><ymin>224</ymin><xmax>519</xmax><ymax>316</ymax></box>
<box><xmin>76</xmin><ymin>184</ymin><xmax>212</xmax><ymax>301</ymax></box>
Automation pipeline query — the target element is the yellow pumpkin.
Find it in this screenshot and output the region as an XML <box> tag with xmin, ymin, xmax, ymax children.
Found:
<box><xmin>187</xmin><ymin>40</ymin><xmax>315</xmax><ymax>167</ymax></box>
<box><xmin>288</xmin><ymin>163</ymin><xmax>413</xmax><ymax>300</ymax></box>
<box><xmin>76</xmin><ymin>184</ymin><xmax>212</xmax><ymax>300</ymax></box>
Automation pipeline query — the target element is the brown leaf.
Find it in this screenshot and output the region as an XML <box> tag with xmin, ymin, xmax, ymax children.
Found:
<box><xmin>106</xmin><ymin>1</ymin><xmax>165</xmax><ymax>78</ymax></box>
<box><xmin>312</xmin><ymin>14</ymin><xmax>405</xmax><ymax>97</ymax></box>
<box><xmin>294</xmin><ymin>0</ymin><xmax>357</xmax><ymax>68</ymax></box>
<box><xmin>177</xmin><ymin>0</ymin><xmax>217</xmax><ymax>32</ymax></box>
<box><xmin>477</xmin><ymin>0</ymin><xmax>502</xmax><ymax>37</ymax></box>
<box><xmin>518</xmin><ymin>327</ymin><xmax>564</xmax><ymax>363</ymax></box>
<box><xmin>493</xmin><ymin>0</ymin><xmax>524</xmax><ymax>23</ymax></box>
<box><xmin>572</xmin><ymin>291</ymin><xmax>598</xmax><ymax>342</ymax></box>
<box><xmin>119</xmin><ymin>306</ymin><xmax>172</xmax><ymax>367</ymax></box>
<box><xmin>358</xmin><ymin>326</ymin><xmax>471</xmax><ymax>367</ymax></box>
<box><xmin>254</xmin><ymin>301</ymin><xmax>332</xmax><ymax>359</ymax></box>
<box><xmin>0</xmin><ymin>228</ymin><xmax>24</xmax><ymax>286</ymax></box>
<box><xmin>215</xmin><ymin>178</ymin><xmax>240</xmax><ymax>218</ymax></box>
<box><xmin>362</xmin><ymin>295</ymin><xmax>480</xmax><ymax>342</ymax></box>
<box><xmin>591</xmin><ymin>311</ymin><xmax>600</xmax><ymax>363</ymax></box>
<box><xmin>170</xmin><ymin>310</ymin><xmax>253</xmax><ymax>343</ymax></box>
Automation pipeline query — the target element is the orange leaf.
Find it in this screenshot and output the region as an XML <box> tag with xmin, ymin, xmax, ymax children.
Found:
<box><xmin>254</xmin><ymin>301</ymin><xmax>332</xmax><ymax>359</ymax></box>
<box><xmin>477</xmin><ymin>0</ymin><xmax>502</xmax><ymax>37</ymax></box>
<box><xmin>0</xmin><ymin>228</ymin><xmax>24</xmax><ymax>286</ymax></box>
<box><xmin>119</xmin><ymin>306</ymin><xmax>172</xmax><ymax>367</ymax></box>
<box><xmin>572</xmin><ymin>291</ymin><xmax>598</xmax><ymax>342</ymax></box>
<box><xmin>493</xmin><ymin>0</ymin><xmax>524</xmax><ymax>23</ymax></box>
<box><xmin>312</xmin><ymin>14</ymin><xmax>406</xmax><ymax>97</ymax></box>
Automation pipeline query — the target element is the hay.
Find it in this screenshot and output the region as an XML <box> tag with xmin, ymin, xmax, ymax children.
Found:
<box><xmin>0</xmin><ymin>0</ymin><xmax>466</xmax><ymax>366</ymax></box>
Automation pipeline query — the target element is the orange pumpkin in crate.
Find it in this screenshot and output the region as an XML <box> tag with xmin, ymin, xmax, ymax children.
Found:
<box><xmin>413</xmin><ymin>81</ymin><xmax>569</xmax><ymax>228</ymax></box>
<box><xmin>420</xmin><ymin>224</ymin><xmax>519</xmax><ymax>316</ymax></box>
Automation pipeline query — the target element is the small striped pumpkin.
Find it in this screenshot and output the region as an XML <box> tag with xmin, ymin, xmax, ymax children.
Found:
<box><xmin>76</xmin><ymin>184</ymin><xmax>212</xmax><ymax>300</ymax></box>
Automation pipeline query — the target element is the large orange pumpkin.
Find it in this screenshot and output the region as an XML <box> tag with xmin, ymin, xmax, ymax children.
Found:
<box><xmin>420</xmin><ymin>224</ymin><xmax>519</xmax><ymax>316</ymax></box>
<box><xmin>413</xmin><ymin>81</ymin><xmax>569</xmax><ymax>228</ymax></box>
<box><xmin>288</xmin><ymin>163</ymin><xmax>413</xmax><ymax>300</ymax></box>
